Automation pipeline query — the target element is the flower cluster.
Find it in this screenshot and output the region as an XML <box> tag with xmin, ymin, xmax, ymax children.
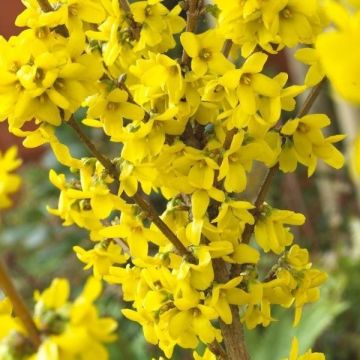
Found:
<box><xmin>0</xmin><ymin>147</ymin><xmax>22</xmax><ymax>210</ymax></box>
<box><xmin>0</xmin><ymin>277</ymin><xmax>116</xmax><ymax>360</ymax></box>
<box><xmin>214</xmin><ymin>0</ymin><xmax>327</xmax><ymax>56</ymax></box>
<box><xmin>0</xmin><ymin>0</ymin><xmax>350</xmax><ymax>358</ymax></box>
<box><xmin>316</xmin><ymin>0</ymin><xmax>360</xmax><ymax>104</ymax></box>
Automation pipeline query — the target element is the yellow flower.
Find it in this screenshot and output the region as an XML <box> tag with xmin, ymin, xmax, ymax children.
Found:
<box><xmin>218</xmin><ymin>131</ymin><xmax>275</xmax><ymax>193</ymax></box>
<box><xmin>130</xmin><ymin>52</ymin><xmax>184</xmax><ymax>104</ymax></box>
<box><xmin>295</xmin><ymin>48</ymin><xmax>325</xmax><ymax>87</ymax></box>
<box><xmin>132</xmin><ymin>1</ymin><xmax>185</xmax><ymax>52</ymax></box>
<box><xmin>316</xmin><ymin>6</ymin><xmax>360</xmax><ymax>104</ymax></box>
<box><xmin>220</xmin><ymin>52</ymin><xmax>281</xmax><ymax>116</ymax></box>
<box><xmin>180</xmin><ymin>30</ymin><xmax>234</xmax><ymax>76</ymax></box>
<box><xmin>0</xmin><ymin>146</ymin><xmax>22</xmax><ymax>210</ymax></box>
<box><xmin>215</xmin><ymin>0</ymin><xmax>325</xmax><ymax>56</ymax></box>
<box><xmin>74</xmin><ymin>241</ymin><xmax>129</xmax><ymax>278</ymax></box>
<box><xmin>0</xmin><ymin>32</ymin><xmax>103</xmax><ymax>129</ymax></box>
<box><xmin>16</xmin><ymin>0</ymin><xmax>106</xmax><ymax>30</ymax></box>
<box><xmin>100</xmin><ymin>211</ymin><xmax>158</xmax><ymax>259</ymax></box>
<box><xmin>280</xmin><ymin>114</ymin><xmax>345</xmax><ymax>176</ymax></box>
<box><xmin>208</xmin><ymin>276</ymin><xmax>250</xmax><ymax>324</ymax></box>
<box><xmin>0</xmin><ymin>298</ymin><xmax>24</xmax><ymax>340</ymax></box>
<box><xmin>242</xmin><ymin>282</ymin><xmax>273</xmax><ymax>329</ymax></box>
<box><xmin>33</xmin><ymin>277</ymin><xmax>117</xmax><ymax>360</ymax></box>
<box><xmin>255</xmin><ymin>205</ymin><xmax>305</xmax><ymax>254</ymax></box>
<box><xmin>168</xmin><ymin>305</ymin><xmax>221</xmax><ymax>349</ymax></box>
<box><xmin>193</xmin><ymin>348</ymin><xmax>217</xmax><ymax>360</ymax></box>
<box><xmin>86</xmin><ymin>87</ymin><xmax>144</xmax><ymax>140</ymax></box>
<box><xmin>284</xmin><ymin>337</ymin><xmax>326</xmax><ymax>360</ymax></box>
<box><xmin>292</xmin><ymin>269</ymin><xmax>327</xmax><ymax>326</ymax></box>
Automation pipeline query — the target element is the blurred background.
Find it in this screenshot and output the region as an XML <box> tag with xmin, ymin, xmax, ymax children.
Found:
<box><xmin>1</xmin><ymin>1</ymin><xmax>360</xmax><ymax>359</ymax></box>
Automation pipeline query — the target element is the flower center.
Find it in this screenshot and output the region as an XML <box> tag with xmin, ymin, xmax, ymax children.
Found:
<box><xmin>281</xmin><ymin>7</ymin><xmax>293</xmax><ymax>19</ymax></box>
<box><xmin>69</xmin><ymin>4</ymin><xmax>79</xmax><ymax>16</ymax></box>
<box><xmin>144</xmin><ymin>5</ymin><xmax>152</xmax><ymax>17</ymax></box>
<box><xmin>199</xmin><ymin>48</ymin><xmax>212</xmax><ymax>61</ymax></box>
<box><xmin>107</xmin><ymin>102</ymin><xmax>119</xmax><ymax>111</ymax></box>
<box><xmin>298</xmin><ymin>123</ymin><xmax>309</xmax><ymax>133</ymax></box>
<box><xmin>241</xmin><ymin>73</ymin><xmax>252</xmax><ymax>86</ymax></box>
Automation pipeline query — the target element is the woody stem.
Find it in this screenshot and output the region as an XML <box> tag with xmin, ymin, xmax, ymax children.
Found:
<box><xmin>0</xmin><ymin>260</ymin><xmax>41</xmax><ymax>348</ymax></box>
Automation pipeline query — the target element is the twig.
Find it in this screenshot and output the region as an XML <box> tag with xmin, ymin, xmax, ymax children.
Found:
<box><xmin>208</xmin><ymin>340</ymin><xmax>228</xmax><ymax>360</ymax></box>
<box><xmin>298</xmin><ymin>78</ymin><xmax>326</xmax><ymax>118</ymax></box>
<box><xmin>181</xmin><ymin>0</ymin><xmax>204</xmax><ymax>65</ymax></box>
<box><xmin>117</xmin><ymin>76</ymin><xmax>150</xmax><ymax>121</ymax></box>
<box><xmin>118</xmin><ymin>0</ymin><xmax>141</xmax><ymax>41</ymax></box>
<box><xmin>231</xmin><ymin>79</ymin><xmax>327</xmax><ymax>278</ymax></box>
<box><xmin>118</xmin><ymin>0</ymin><xmax>131</xmax><ymax>13</ymax></box>
<box><xmin>66</xmin><ymin>118</ymin><xmax>196</xmax><ymax>263</ymax></box>
<box><xmin>36</xmin><ymin>0</ymin><xmax>53</xmax><ymax>12</ymax></box>
<box><xmin>35</xmin><ymin>0</ymin><xmax>69</xmax><ymax>37</ymax></box>
<box><xmin>0</xmin><ymin>260</ymin><xmax>41</xmax><ymax>348</ymax></box>
<box><xmin>222</xmin><ymin>39</ymin><xmax>233</xmax><ymax>58</ymax></box>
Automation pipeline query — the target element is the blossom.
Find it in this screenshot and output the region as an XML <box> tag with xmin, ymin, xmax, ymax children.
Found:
<box><xmin>180</xmin><ymin>30</ymin><xmax>234</xmax><ymax>76</ymax></box>
<box><xmin>0</xmin><ymin>147</ymin><xmax>22</xmax><ymax>209</ymax></box>
<box><xmin>284</xmin><ymin>337</ymin><xmax>325</xmax><ymax>360</ymax></box>
<box><xmin>280</xmin><ymin>114</ymin><xmax>345</xmax><ymax>176</ymax></box>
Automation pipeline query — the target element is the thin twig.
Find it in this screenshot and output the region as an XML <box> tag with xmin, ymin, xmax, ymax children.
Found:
<box><xmin>181</xmin><ymin>0</ymin><xmax>204</xmax><ymax>65</ymax></box>
<box><xmin>119</xmin><ymin>0</ymin><xmax>131</xmax><ymax>13</ymax></box>
<box><xmin>66</xmin><ymin>117</ymin><xmax>196</xmax><ymax>263</ymax></box>
<box><xmin>35</xmin><ymin>0</ymin><xmax>69</xmax><ymax>36</ymax></box>
<box><xmin>231</xmin><ymin>79</ymin><xmax>327</xmax><ymax>278</ymax></box>
<box><xmin>118</xmin><ymin>0</ymin><xmax>141</xmax><ymax>41</ymax></box>
<box><xmin>117</xmin><ymin>76</ymin><xmax>150</xmax><ymax>121</ymax></box>
<box><xmin>36</xmin><ymin>0</ymin><xmax>53</xmax><ymax>12</ymax></box>
<box><xmin>208</xmin><ymin>340</ymin><xmax>228</xmax><ymax>360</ymax></box>
<box><xmin>222</xmin><ymin>39</ymin><xmax>233</xmax><ymax>58</ymax></box>
<box><xmin>298</xmin><ymin>78</ymin><xmax>326</xmax><ymax>118</ymax></box>
<box><xmin>0</xmin><ymin>260</ymin><xmax>41</xmax><ymax>348</ymax></box>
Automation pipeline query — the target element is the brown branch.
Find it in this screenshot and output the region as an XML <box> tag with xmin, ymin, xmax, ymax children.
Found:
<box><xmin>208</xmin><ymin>340</ymin><xmax>228</xmax><ymax>360</ymax></box>
<box><xmin>66</xmin><ymin>118</ymin><xmax>196</xmax><ymax>263</ymax></box>
<box><xmin>181</xmin><ymin>0</ymin><xmax>204</xmax><ymax>65</ymax></box>
<box><xmin>67</xmin><ymin>117</ymin><xmax>115</xmax><ymax>172</ymax></box>
<box><xmin>117</xmin><ymin>76</ymin><xmax>150</xmax><ymax>121</ymax></box>
<box><xmin>35</xmin><ymin>0</ymin><xmax>69</xmax><ymax>37</ymax></box>
<box><xmin>119</xmin><ymin>0</ymin><xmax>131</xmax><ymax>13</ymax></box>
<box><xmin>0</xmin><ymin>260</ymin><xmax>41</xmax><ymax>348</ymax></box>
<box><xmin>36</xmin><ymin>0</ymin><xmax>53</xmax><ymax>12</ymax></box>
<box><xmin>298</xmin><ymin>78</ymin><xmax>326</xmax><ymax>118</ymax></box>
<box><xmin>118</xmin><ymin>0</ymin><xmax>141</xmax><ymax>41</ymax></box>
<box><xmin>222</xmin><ymin>39</ymin><xmax>233</xmax><ymax>58</ymax></box>
<box><xmin>213</xmin><ymin>259</ymin><xmax>249</xmax><ymax>360</ymax></box>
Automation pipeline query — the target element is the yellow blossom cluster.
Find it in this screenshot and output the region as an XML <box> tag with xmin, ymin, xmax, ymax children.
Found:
<box><xmin>316</xmin><ymin>0</ymin><xmax>360</xmax><ymax>104</ymax></box>
<box><xmin>0</xmin><ymin>0</ymin><xmax>349</xmax><ymax>358</ymax></box>
<box><xmin>214</xmin><ymin>0</ymin><xmax>327</xmax><ymax>57</ymax></box>
<box><xmin>0</xmin><ymin>147</ymin><xmax>22</xmax><ymax>210</ymax></box>
<box><xmin>0</xmin><ymin>277</ymin><xmax>116</xmax><ymax>360</ymax></box>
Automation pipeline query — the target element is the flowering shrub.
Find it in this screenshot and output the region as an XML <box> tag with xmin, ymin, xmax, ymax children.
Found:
<box><xmin>0</xmin><ymin>0</ymin><xmax>359</xmax><ymax>359</ymax></box>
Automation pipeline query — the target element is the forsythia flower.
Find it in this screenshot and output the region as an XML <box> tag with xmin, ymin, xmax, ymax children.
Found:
<box><xmin>0</xmin><ymin>278</ymin><xmax>117</xmax><ymax>360</ymax></box>
<box><xmin>0</xmin><ymin>147</ymin><xmax>22</xmax><ymax>209</ymax></box>
<box><xmin>280</xmin><ymin>114</ymin><xmax>345</xmax><ymax>176</ymax></box>
<box><xmin>180</xmin><ymin>30</ymin><xmax>234</xmax><ymax>76</ymax></box>
<box><xmin>255</xmin><ymin>205</ymin><xmax>305</xmax><ymax>254</ymax></box>
<box><xmin>214</xmin><ymin>0</ymin><xmax>326</xmax><ymax>56</ymax></box>
<box><xmin>316</xmin><ymin>0</ymin><xmax>360</xmax><ymax>104</ymax></box>
<box><xmin>0</xmin><ymin>0</ymin><xmax>347</xmax><ymax>358</ymax></box>
<box><xmin>284</xmin><ymin>337</ymin><xmax>326</xmax><ymax>360</ymax></box>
